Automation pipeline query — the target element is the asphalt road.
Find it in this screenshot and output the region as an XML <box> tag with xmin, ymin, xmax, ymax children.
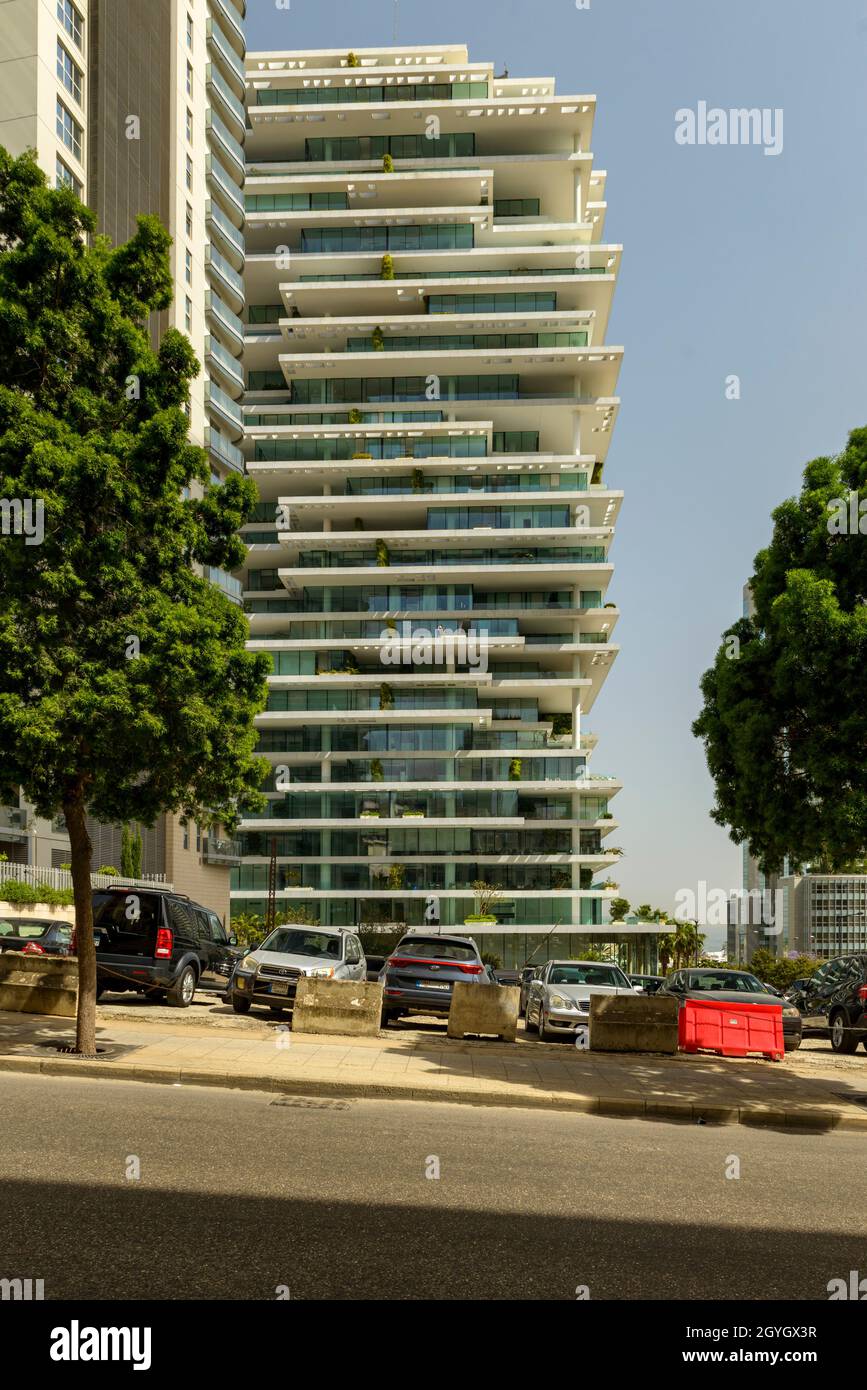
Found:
<box><xmin>0</xmin><ymin>1071</ymin><xmax>864</xmax><ymax>1301</ymax></box>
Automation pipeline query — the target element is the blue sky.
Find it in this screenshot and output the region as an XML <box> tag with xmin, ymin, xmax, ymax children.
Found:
<box><xmin>244</xmin><ymin>0</ymin><xmax>867</xmax><ymax>933</ymax></box>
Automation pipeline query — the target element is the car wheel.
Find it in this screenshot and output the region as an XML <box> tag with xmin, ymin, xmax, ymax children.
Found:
<box><xmin>167</xmin><ymin>965</ymin><xmax>197</xmax><ymax>1009</ymax></box>
<box><xmin>784</xmin><ymin>1036</ymin><xmax>801</xmax><ymax>1052</ymax></box>
<box><xmin>524</xmin><ymin>1000</ymin><xmax>537</xmax><ymax>1032</ymax></box>
<box><xmin>231</xmin><ymin>995</ymin><xmax>252</xmax><ymax>1015</ymax></box>
<box><xmin>830</xmin><ymin>1010</ymin><xmax>858</xmax><ymax>1054</ymax></box>
<box><xmin>537</xmin><ymin>1007</ymin><xmax>550</xmax><ymax>1042</ymax></box>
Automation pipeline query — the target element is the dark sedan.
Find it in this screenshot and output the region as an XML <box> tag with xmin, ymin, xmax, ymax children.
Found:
<box><xmin>658</xmin><ymin>968</ymin><xmax>802</xmax><ymax>1051</ymax></box>
<box><xmin>629</xmin><ymin>974</ymin><xmax>664</xmax><ymax>995</ymax></box>
<box><xmin>0</xmin><ymin>916</ymin><xmax>74</xmax><ymax>956</ymax></box>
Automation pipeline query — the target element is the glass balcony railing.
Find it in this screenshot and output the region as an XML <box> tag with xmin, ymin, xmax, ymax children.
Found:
<box><xmin>205</xmin><ymin>244</ymin><xmax>244</xmax><ymax>300</ymax></box>
<box><xmin>206</xmin><ymin>566</ymin><xmax>243</xmax><ymax>603</ymax></box>
<box><xmin>345</xmin><ymin>332</ymin><xmax>588</xmax><ymax>354</ymax></box>
<box><xmin>206</xmin><ymin>153</ymin><xmax>244</xmax><ymax>220</ymax></box>
<box><xmin>205</xmin><ymin>289</ymin><xmax>245</xmax><ymax>348</ymax></box>
<box><xmin>426</xmin><ymin>506</ymin><xmax>571</xmax><ymax>529</ymax></box>
<box><xmin>206</xmin><ymin>18</ymin><xmax>245</xmax><ymax>89</ymax></box>
<box><xmin>205</xmin><ymin>335</ymin><xmax>244</xmax><ymax>391</ymax></box>
<box><xmin>341</xmin><ymin>474</ymin><xmax>587</xmax><ymax>496</ymax></box>
<box><xmin>205</xmin><ymin>380</ymin><xmax>243</xmax><ymax>433</ymax></box>
<box><xmin>288</xmin><ymin>376</ymin><xmax>579</xmax><ymax>406</ymax></box>
<box><xmin>254</xmin><ymin>81</ymin><xmax>489</xmax><ymax>108</ymax></box>
<box><xmin>206</xmin><ymin>63</ymin><xmax>246</xmax><ymax>132</ymax></box>
<box><xmin>297</xmin><ymin>267</ymin><xmax>609</xmax><ymax>283</ymax></box>
<box><xmin>297</xmin><ymin>547</ymin><xmax>607</xmax><ymax>569</ymax></box>
<box><xmin>206</xmin><ymin>199</ymin><xmax>245</xmax><ymax>261</ymax></box>
<box><xmin>205</xmin><ymin>426</ymin><xmax>244</xmax><ymax>472</ymax></box>
<box><xmin>206</xmin><ymin>109</ymin><xmax>245</xmax><ymax>181</ymax></box>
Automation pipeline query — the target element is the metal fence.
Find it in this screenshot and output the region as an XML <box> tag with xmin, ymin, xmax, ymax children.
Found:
<box><xmin>0</xmin><ymin>862</ymin><xmax>172</xmax><ymax>895</ymax></box>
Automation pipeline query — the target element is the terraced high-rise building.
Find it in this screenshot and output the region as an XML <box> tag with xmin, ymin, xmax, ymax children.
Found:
<box><xmin>235</xmin><ymin>43</ymin><xmax>625</xmax><ymax>967</ymax></box>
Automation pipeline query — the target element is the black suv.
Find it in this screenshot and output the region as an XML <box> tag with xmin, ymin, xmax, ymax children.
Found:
<box><xmin>788</xmin><ymin>955</ymin><xmax>867</xmax><ymax>1054</ymax></box>
<box><xmin>91</xmin><ymin>887</ymin><xmax>241</xmax><ymax>1008</ymax></box>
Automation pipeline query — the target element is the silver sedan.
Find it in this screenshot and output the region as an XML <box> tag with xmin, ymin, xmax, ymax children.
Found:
<box><xmin>524</xmin><ymin>960</ymin><xmax>638</xmax><ymax>1041</ymax></box>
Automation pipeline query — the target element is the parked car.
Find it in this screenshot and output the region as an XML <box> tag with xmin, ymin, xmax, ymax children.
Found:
<box><xmin>786</xmin><ymin>955</ymin><xmax>867</xmax><ymax>1054</ymax></box>
<box><xmin>90</xmin><ymin>886</ymin><xmax>242</xmax><ymax>1008</ymax></box>
<box><xmin>230</xmin><ymin>925</ymin><xmax>366</xmax><ymax>1017</ymax></box>
<box><xmin>0</xmin><ymin>916</ymin><xmax>74</xmax><ymax>956</ymax></box>
<box><xmin>365</xmin><ymin>953</ymin><xmax>386</xmax><ymax>983</ymax></box>
<box><xmin>519</xmin><ymin>965</ymin><xmax>541</xmax><ymax>1016</ymax></box>
<box><xmin>525</xmin><ymin>960</ymin><xmax>637</xmax><ymax>1041</ymax></box>
<box><xmin>658</xmin><ymin>968</ymin><xmax>802</xmax><ymax>1051</ymax></box>
<box><xmin>379</xmin><ymin>932</ymin><xmax>485</xmax><ymax>1025</ymax></box>
<box><xmin>494</xmin><ymin>968</ymin><xmax>521</xmax><ymax>987</ymax></box>
<box><xmin>629</xmin><ymin>973</ymin><xmax>664</xmax><ymax>995</ymax></box>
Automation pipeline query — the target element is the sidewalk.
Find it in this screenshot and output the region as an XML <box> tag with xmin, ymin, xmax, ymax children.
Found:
<box><xmin>1</xmin><ymin>1007</ymin><xmax>867</xmax><ymax>1129</ymax></box>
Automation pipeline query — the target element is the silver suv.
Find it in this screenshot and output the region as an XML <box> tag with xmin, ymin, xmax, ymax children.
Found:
<box><xmin>230</xmin><ymin>925</ymin><xmax>366</xmax><ymax>1017</ymax></box>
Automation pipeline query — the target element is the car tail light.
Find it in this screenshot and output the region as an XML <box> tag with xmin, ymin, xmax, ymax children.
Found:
<box><xmin>386</xmin><ymin>955</ymin><xmax>483</xmax><ymax>974</ymax></box>
<box><xmin>22</xmin><ymin>941</ymin><xmax>45</xmax><ymax>955</ymax></box>
<box><xmin>858</xmin><ymin>985</ymin><xmax>867</xmax><ymax>1004</ymax></box>
<box><xmin>154</xmin><ymin>928</ymin><xmax>173</xmax><ymax>959</ymax></box>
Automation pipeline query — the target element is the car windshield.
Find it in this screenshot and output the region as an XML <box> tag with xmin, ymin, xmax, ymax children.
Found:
<box><xmin>548</xmin><ymin>965</ymin><xmax>625</xmax><ymax>987</ymax></box>
<box><xmin>396</xmin><ymin>938</ymin><xmax>479</xmax><ymax>962</ymax></box>
<box><xmin>262</xmin><ymin>929</ymin><xmax>341</xmax><ymax>960</ymax></box>
<box><xmin>0</xmin><ymin>919</ymin><xmax>53</xmax><ymax>939</ymax></box>
<box><xmin>687</xmin><ymin>971</ymin><xmax>765</xmax><ymax>993</ymax></box>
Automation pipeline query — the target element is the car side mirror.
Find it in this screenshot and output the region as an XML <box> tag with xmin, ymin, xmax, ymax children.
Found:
<box><xmin>228</xmin><ymin>933</ymin><xmax>238</xmax><ymax>946</ymax></box>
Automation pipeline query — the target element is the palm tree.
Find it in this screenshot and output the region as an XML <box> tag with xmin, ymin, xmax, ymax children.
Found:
<box><xmin>657</xmin><ymin>933</ymin><xmax>675</xmax><ymax>975</ymax></box>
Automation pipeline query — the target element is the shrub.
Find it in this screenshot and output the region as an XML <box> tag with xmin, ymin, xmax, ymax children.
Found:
<box><xmin>382</xmin><ymin>154</ymin><xmax>395</xmax><ymax>173</ymax></box>
<box><xmin>0</xmin><ymin>879</ymin><xmax>73</xmax><ymax>907</ymax></box>
<box><xmin>380</xmin><ymin>254</ymin><xmax>395</xmax><ymax>280</ymax></box>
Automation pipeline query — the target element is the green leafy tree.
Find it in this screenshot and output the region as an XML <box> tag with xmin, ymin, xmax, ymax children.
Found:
<box><xmin>657</xmin><ymin>932</ymin><xmax>675</xmax><ymax>975</ymax></box>
<box><xmin>749</xmin><ymin>948</ymin><xmax>824</xmax><ymax>991</ymax></box>
<box><xmin>694</xmin><ymin>427</ymin><xmax>867</xmax><ymax>873</ymax></box>
<box><xmin>608</xmin><ymin>897</ymin><xmax>630</xmax><ymax>921</ymax></box>
<box><xmin>0</xmin><ymin>150</ymin><xmax>269</xmax><ymax>1055</ymax></box>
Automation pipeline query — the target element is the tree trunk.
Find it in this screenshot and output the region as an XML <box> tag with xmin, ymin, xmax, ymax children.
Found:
<box><xmin>64</xmin><ymin>784</ymin><xmax>96</xmax><ymax>1057</ymax></box>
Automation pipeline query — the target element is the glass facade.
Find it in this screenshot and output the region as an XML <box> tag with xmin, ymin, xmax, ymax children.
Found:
<box><xmin>237</xmin><ymin>44</ymin><xmax>623</xmax><ymax>953</ymax></box>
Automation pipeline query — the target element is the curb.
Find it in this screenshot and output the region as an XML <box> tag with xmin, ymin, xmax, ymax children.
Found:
<box><xmin>2</xmin><ymin>1052</ymin><xmax>866</xmax><ymax>1130</ymax></box>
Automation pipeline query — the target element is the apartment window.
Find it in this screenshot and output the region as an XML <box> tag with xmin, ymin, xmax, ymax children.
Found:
<box><xmin>196</xmin><ymin>824</ymin><xmax>202</xmax><ymax>853</ymax></box>
<box><xmin>186</xmin><ymin>108</ymin><xmax>193</xmax><ymax>143</ymax></box>
<box><xmin>186</xmin><ymin>13</ymin><xmax>193</xmax><ymax>48</ymax></box>
<box><xmin>185</xmin><ymin>296</ymin><xmax>193</xmax><ymax>333</ymax></box>
<box><xmin>182</xmin><ymin>822</ymin><xmax>189</xmax><ymax>850</ymax></box>
<box><xmin>57</xmin><ymin>0</ymin><xmax>83</xmax><ymax>49</ymax></box>
<box><xmin>186</xmin><ymin>203</ymin><xmax>193</xmax><ymax>238</ymax></box>
<box><xmin>186</xmin><ymin>154</ymin><xmax>193</xmax><ymax>192</ymax></box>
<box><xmin>55</xmin><ymin>155</ymin><xmax>81</xmax><ymax>197</ymax></box>
<box><xmin>186</xmin><ymin>61</ymin><xmax>193</xmax><ymax>97</ymax></box>
<box><xmin>56</xmin><ymin>98</ymin><xmax>82</xmax><ymax>162</ymax></box>
<box><xmin>57</xmin><ymin>40</ymin><xmax>82</xmax><ymax>105</ymax></box>
<box><xmin>185</xmin><ymin>249</ymin><xmax>193</xmax><ymax>285</ymax></box>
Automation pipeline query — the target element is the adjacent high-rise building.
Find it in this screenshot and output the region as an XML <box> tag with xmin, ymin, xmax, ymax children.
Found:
<box><xmin>0</xmin><ymin>0</ymin><xmax>248</xmax><ymax>918</ymax></box>
<box><xmin>234</xmin><ymin>44</ymin><xmax>625</xmax><ymax>966</ymax></box>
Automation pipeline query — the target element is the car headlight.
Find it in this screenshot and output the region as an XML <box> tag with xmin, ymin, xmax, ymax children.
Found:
<box><xmin>548</xmin><ymin>992</ymin><xmax>576</xmax><ymax>1010</ymax></box>
<box><xmin>783</xmin><ymin>1006</ymin><xmax>800</xmax><ymax>1018</ymax></box>
<box><xmin>239</xmin><ymin>956</ymin><xmax>258</xmax><ymax>973</ymax></box>
<box><xmin>309</xmin><ymin>966</ymin><xmax>335</xmax><ymax>979</ymax></box>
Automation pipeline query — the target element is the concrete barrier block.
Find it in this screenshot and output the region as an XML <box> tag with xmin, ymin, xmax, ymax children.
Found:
<box><xmin>0</xmin><ymin>951</ymin><xmax>78</xmax><ymax>1016</ymax></box>
<box><xmin>589</xmin><ymin>993</ymin><xmax>679</xmax><ymax>1054</ymax></box>
<box><xmin>292</xmin><ymin>978</ymin><xmax>384</xmax><ymax>1037</ymax></box>
<box><xmin>447</xmin><ymin>983</ymin><xmax>519</xmax><ymax>1042</ymax></box>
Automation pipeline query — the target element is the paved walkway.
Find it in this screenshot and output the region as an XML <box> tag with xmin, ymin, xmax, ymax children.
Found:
<box><xmin>2</xmin><ymin>1007</ymin><xmax>867</xmax><ymax>1129</ymax></box>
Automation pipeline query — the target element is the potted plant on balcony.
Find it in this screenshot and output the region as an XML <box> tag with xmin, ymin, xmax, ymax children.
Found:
<box><xmin>352</xmin><ymin>452</ymin><xmax>373</xmax><ymax>460</ymax></box>
<box><xmin>380</xmin><ymin>254</ymin><xmax>395</xmax><ymax>281</ymax></box>
<box><xmin>508</xmin><ymin>757</ymin><xmax>522</xmax><ymax>781</ymax></box>
<box><xmin>347</xmin><ymin>51</ymin><xmax>360</xmax><ymax>67</ymax></box>
<box><xmin>371</xmin><ymin>326</ymin><xmax>386</xmax><ymax>351</ymax></box>
<box><xmin>388</xmin><ymin>863</ymin><xmax>405</xmax><ymax>890</ymax></box>
<box><xmin>348</xmin><ymin>408</ymin><xmax>363</xmax><ymax>424</ymax></box>
<box><xmin>552</xmin><ymin>870</ymin><xmax>571</xmax><ymax>890</ymax></box>
<box><xmin>375</xmin><ymin>538</ymin><xmax>390</xmax><ymax>567</ymax></box>
<box><xmin>464</xmin><ymin>879</ymin><xmax>501</xmax><ymax>925</ymax></box>
<box><xmin>382</xmin><ymin>154</ymin><xmax>395</xmax><ymax>173</ymax></box>
<box><xmin>411</xmin><ymin>467</ymin><xmax>424</xmax><ymax>493</ymax></box>
<box><xmin>379</xmin><ymin>682</ymin><xmax>394</xmax><ymax>711</ymax></box>
<box><xmin>371</xmin><ymin>758</ymin><xmax>385</xmax><ymax>782</ymax></box>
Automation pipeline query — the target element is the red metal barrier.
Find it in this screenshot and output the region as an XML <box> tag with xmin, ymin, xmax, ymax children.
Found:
<box><xmin>678</xmin><ymin>997</ymin><xmax>784</xmax><ymax>1061</ymax></box>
